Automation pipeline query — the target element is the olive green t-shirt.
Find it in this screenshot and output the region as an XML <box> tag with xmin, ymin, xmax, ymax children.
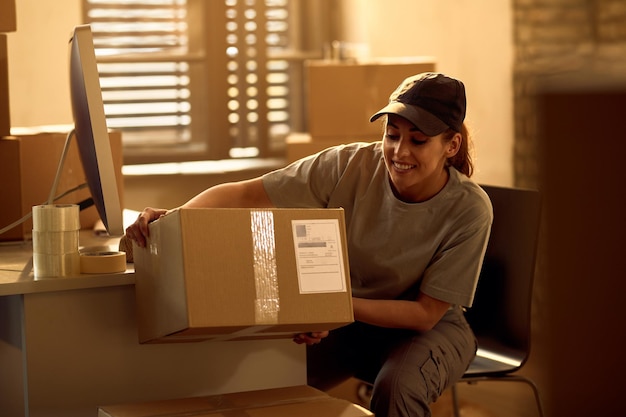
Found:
<box><xmin>262</xmin><ymin>141</ymin><xmax>493</xmax><ymax>307</ymax></box>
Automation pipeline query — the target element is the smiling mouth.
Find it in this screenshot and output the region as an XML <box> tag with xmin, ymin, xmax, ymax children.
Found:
<box><xmin>393</xmin><ymin>161</ymin><xmax>416</xmax><ymax>171</ymax></box>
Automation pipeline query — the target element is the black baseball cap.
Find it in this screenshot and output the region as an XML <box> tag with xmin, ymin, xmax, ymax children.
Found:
<box><xmin>370</xmin><ymin>72</ymin><xmax>466</xmax><ymax>136</ymax></box>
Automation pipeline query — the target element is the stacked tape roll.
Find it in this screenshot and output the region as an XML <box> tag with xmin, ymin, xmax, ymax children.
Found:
<box><xmin>32</xmin><ymin>204</ymin><xmax>80</xmax><ymax>278</ymax></box>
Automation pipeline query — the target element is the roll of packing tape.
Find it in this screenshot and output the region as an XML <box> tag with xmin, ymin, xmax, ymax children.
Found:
<box><xmin>32</xmin><ymin>204</ymin><xmax>80</xmax><ymax>278</ymax></box>
<box><xmin>33</xmin><ymin>252</ymin><xmax>81</xmax><ymax>278</ymax></box>
<box><xmin>32</xmin><ymin>230</ymin><xmax>80</xmax><ymax>254</ymax></box>
<box><xmin>80</xmin><ymin>250</ymin><xmax>127</xmax><ymax>274</ymax></box>
<box><xmin>32</xmin><ymin>204</ymin><xmax>80</xmax><ymax>231</ymax></box>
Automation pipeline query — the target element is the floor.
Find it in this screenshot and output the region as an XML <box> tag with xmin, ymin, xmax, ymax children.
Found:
<box><xmin>327</xmin><ymin>377</ymin><xmax>544</xmax><ymax>417</ymax></box>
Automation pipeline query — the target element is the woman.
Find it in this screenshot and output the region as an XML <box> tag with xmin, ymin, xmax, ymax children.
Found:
<box><xmin>125</xmin><ymin>72</ymin><xmax>493</xmax><ymax>417</ymax></box>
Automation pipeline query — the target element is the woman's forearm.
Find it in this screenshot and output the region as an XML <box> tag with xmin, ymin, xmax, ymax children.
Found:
<box><xmin>352</xmin><ymin>294</ymin><xmax>450</xmax><ymax>332</ymax></box>
<box><xmin>183</xmin><ymin>178</ymin><xmax>274</xmax><ymax>209</ymax></box>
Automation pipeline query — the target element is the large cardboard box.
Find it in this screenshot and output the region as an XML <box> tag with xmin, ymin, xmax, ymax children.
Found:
<box><xmin>306</xmin><ymin>58</ymin><xmax>435</xmax><ymax>140</ymax></box>
<box><xmin>0</xmin><ymin>129</ymin><xmax>124</xmax><ymax>241</ymax></box>
<box><xmin>0</xmin><ymin>0</ymin><xmax>16</xmax><ymax>32</ymax></box>
<box><xmin>135</xmin><ymin>208</ymin><xmax>353</xmax><ymax>343</ymax></box>
<box><xmin>285</xmin><ymin>132</ymin><xmax>344</xmax><ymax>164</ymax></box>
<box><xmin>286</xmin><ymin>132</ymin><xmax>376</xmax><ymax>164</ymax></box>
<box><xmin>98</xmin><ymin>385</ymin><xmax>373</xmax><ymax>417</ymax></box>
<box><xmin>0</xmin><ymin>35</ymin><xmax>9</xmax><ymax>137</ymax></box>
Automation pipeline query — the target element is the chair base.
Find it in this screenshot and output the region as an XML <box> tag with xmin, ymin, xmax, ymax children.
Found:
<box><xmin>451</xmin><ymin>374</ymin><xmax>544</xmax><ymax>417</ymax></box>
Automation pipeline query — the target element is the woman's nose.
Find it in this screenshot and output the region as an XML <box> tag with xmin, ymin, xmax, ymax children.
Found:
<box><xmin>395</xmin><ymin>137</ymin><xmax>411</xmax><ymax>156</ymax></box>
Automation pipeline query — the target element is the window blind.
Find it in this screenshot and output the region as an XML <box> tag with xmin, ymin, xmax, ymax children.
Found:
<box><xmin>84</xmin><ymin>0</ymin><xmax>322</xmax><ymax>162</ymax></box>
<box><xmin>85</xmin><ymin>0</ymin><xmax>193</xmax><ymax>145</ymax></box>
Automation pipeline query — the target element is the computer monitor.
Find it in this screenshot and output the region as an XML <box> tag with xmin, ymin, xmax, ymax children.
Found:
<box><xmin>69</xmin><ymin>24</ymin><xmax>124</xmax><ymax>236</ymax></box>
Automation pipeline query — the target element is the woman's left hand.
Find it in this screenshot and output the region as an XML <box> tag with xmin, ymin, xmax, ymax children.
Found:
<box><xmin>292</xmin><ymin>331</ymin><xmax>329</xmax><ymax>345</ymax></box>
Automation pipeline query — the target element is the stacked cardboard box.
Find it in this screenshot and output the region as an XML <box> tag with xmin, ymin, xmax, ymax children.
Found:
<box><xmin>0</xmin><ymin>0</ymin><xmax>16</xmax><ymax>32</ymax></box>
<box><xmin>286</xmin><ymin>58</ymin><xmax>436</xmax><ymax>163</ymax></box>
<box><xmin>0</xmin><ymin>0</ymin><xmax>16</xmax><ymax>136</ymax></box>
<box><xmin>0</xmin><ymin>35</ymin><xmax>9</xmax><ymax>137</ymax></box>
<box><xmin>0</xmin><ymin>129</ymin><xmax>124</xmax><ymax>241</ymax></box>
<box><xmin>134</xmin><ymin>207</ymin><xmax>354</xmax><ymax>343</ymax></box>
<box><xmin>98</xmin><ymin>385</ymin><xmax>373</xmax><ymax>417</ymax></box>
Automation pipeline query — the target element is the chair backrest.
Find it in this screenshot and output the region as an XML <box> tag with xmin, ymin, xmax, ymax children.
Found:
<box><xmin>465</xmin><ymin>184</ymin><xmax>542</xmax><ymax>369</ymax></box>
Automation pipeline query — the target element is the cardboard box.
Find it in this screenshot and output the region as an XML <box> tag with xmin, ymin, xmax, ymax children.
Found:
<box><xmin>286</xmin><ymin>132</ymin><xmax>375</xmax><ymax>164</ymax></box>
<box><xmin>98</xmin><ymin>385</ymin><xmax>373</xmax><ymax>417</ymax></box>
<box><xmin>0</xmin><ymin>129</ymin><xmax>124</xmax><ymax>241</ymax></box>
<box><xmin>306</xmin><ymin>59</ymin><xmax>435</xmax><ymax>139</ymax></box>
<box><xmin>0</xmin><ymin>35</ymin><xmax>9</xmax><ymax>137</ymax></box>
<box><xmin>134</xmin><ymin>208</ymin><xmax>353</xmax><ymax>343</ymax></box>
<box><xmin>0</xmin><ymin>0</ymin><xmax>16</xmax><ymax>32</ymax></box>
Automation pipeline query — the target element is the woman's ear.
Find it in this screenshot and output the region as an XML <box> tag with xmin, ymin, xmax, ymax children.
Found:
<box><xmin>446</xmin><ymin>133</ymin><xmax>462</xmax><ymax>157</ymax></box>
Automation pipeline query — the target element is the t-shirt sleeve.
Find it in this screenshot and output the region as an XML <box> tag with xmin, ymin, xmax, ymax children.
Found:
<box><xmin>420</xmin><ymin>194</ymin><xmax>493</xmax><ymax>307</ymax></box>
<box><xmin>261</xmin><ymin>145</ymin><xmax>351</xmax><ymax>208</ymax></box>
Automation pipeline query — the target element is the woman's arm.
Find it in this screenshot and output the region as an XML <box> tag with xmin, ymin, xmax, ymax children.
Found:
<box><xmin>126</xmin><ymin>177</ymin><xmax>273</xmax><ymax>247</ymax></box>
<box><xmin>293</xmin><ymin>293</ymin><xmax>450</xmax><ymax>346</ymax></box>
<box><xmin>183</xmin><ymin>178</ymin><xmax>273</xmax><ymax>209</ymax></box>
<box><xmin>352</xmin><ymin>292</ymin><xmax>451</xmax><ymax>332</ymax></box>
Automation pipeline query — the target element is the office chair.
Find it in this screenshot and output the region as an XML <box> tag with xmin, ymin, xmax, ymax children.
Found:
<box><xmin>451</xmin><ymin>184</ymin><xmax>544</xmax><ymax>417</ymax></box>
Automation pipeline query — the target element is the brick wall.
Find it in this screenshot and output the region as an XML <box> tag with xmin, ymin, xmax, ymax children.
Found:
<box><xmin>513</xmin><ymin>0</ymin><xmax>626</xmax><ymax>188</ymax></box>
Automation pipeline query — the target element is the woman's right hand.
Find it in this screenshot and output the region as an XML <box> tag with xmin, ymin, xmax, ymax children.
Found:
<box><xmin>292</xmin><ymin>331</ymin><xmax>329</xmax><ymax>345</ymax></box>
<box><xmin>124</xmin><ymin>207</ymin><xmax>169</xmax><ymax>248</ymax></box>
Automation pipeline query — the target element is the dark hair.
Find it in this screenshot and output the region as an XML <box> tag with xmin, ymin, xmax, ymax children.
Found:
<box><xmin>443</xmin><ymin>123</ymin><xmax>474</xmax><ymax>177</ymax></box>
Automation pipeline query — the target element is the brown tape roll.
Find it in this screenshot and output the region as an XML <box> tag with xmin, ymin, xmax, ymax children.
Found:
<box><xmin>79</xmin><ymin>251</ymin><xmax>126</xmax><ymax>274</ymax></box>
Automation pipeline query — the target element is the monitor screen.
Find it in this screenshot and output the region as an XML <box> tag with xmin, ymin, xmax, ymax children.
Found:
<box><xmin>69</xmin><ymin>24</ymin><xmax>124</xmax><ymax>236</ymax></box>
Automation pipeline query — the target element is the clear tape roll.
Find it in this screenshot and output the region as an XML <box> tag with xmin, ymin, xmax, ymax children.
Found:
<box><xmin>80</xmin><ymin>250</ymin><xmax>127</xmax><ymax>274</ymax></box>
<box><xmin>32</xmin><ymin>230</ymin><xmax>79</xmax><ymax>254</ymax></box>
<box><xmin>32</xmin><ymin>204</ymin><xmax>81</xmax><ymax>231</ymax></box>
<box><xmin>32</xmin><ymin>204</ymin><xmax>80</xmax><ymax>278</ymax></box>
<box><xmin>33</xmin><ymin>252</ymin><xmax>80</xmax><ymax>278</ymax></box>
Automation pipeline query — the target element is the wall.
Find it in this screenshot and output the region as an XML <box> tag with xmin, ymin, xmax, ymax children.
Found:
<box><xmin>6</xmin><ymin>0</ymin><xmax>80</xmax><ymax>127</ymax></box>
<box><xmin>339</xmin><ymin>0</ymin><xmax>514</xmax><ymax>186</ymax></box>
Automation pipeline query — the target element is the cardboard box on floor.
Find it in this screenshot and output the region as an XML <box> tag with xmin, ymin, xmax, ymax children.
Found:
<box><xmin>0</xmin><ymin>129</ymin><xmax>124</xmax><ymax>241</ymax></box>
<box><xmin>98</xmin><ymin>385</ymin><xmax>373</xmax><ymax>417</ymax></box>
<box><xmin>134</xmin><ymin>207</ymin><xmax>354</xmax><ymax>343</ymax></box>
<box><xmin>306</xmin><ymin>58</ymin><xmax>435</xmax><ymax>140</ymax></box>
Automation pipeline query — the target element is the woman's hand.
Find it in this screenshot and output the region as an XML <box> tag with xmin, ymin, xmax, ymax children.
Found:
<box><xmin>292</xmin><ymin>331</ymin><xmax>329</xmax><ymax>345</ymax></box>
<box><xmin>124</xmin><ymin>207</ymin><xmax>170</xmax><ymax>248</ymax></box>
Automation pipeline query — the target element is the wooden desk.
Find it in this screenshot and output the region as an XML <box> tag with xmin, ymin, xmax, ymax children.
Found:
<box><xmin>0</xmin><ymin>232</ymin><xmax>306</xmax><ymax>417</ymax></box>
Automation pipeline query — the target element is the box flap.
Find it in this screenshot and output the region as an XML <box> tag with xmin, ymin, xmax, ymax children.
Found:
<box><xmin>98</xmin><ymin>385</ymin><xmax>373</xmax><ymax>417</ymax></box>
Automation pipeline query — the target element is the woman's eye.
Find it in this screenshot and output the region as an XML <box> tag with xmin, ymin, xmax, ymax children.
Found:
<box><xmin>385</xmin><ymin>133</ymin><xmax>400</xmax><ymax>140</ymax></box>
<box><xmin>412</xmin><ymin>138</ymin><xmax>428</xmax><ymax>145</ymax></box>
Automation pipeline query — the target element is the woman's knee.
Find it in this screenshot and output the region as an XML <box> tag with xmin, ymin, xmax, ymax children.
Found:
<box><xmin>370</xmin><ymin>362</ymin><xmax>435</xmax><ymax>417</ymax></box>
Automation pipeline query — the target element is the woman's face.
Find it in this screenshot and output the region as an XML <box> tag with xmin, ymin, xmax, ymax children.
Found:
<box><xmin>382</xmin><ymin>114</ymin><xmax>460</xmax><ymax>203</ymax></box>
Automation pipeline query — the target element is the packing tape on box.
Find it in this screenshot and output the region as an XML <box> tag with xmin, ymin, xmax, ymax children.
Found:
<box><xmin>32</xmin><ymin>204</ymin><xmax>81</xmax><ymax>231</ymax></box>
<box><xmin>250</xmin><ymin>210</ymin><xmax>280</xmax><ymax>324</ymax></box>
<box><xmin>80</xmin><ymin>248</ymin><xmax>127</xmax><ymax>274</ymax></box>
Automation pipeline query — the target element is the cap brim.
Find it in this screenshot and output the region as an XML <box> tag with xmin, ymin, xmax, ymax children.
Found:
<box><xmin>370</xmin><ymin>102</ymin><xmax>449</xmax><ymax>137</ymax></box>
